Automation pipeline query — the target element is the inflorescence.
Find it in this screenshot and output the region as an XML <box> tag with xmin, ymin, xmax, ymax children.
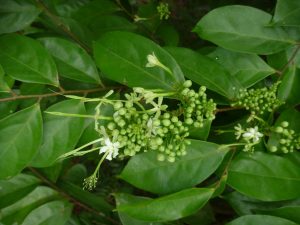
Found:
<box><xmin>232</xmin><ymin>81</ymin><xmax>283</xmax><ymax>116</ymax></box>
<box><xmin>269</xmin><ymin>121</ymin><xmax>300</xmax><ymax>154</ymax></box>
<box><xmin>55</xmin><ymin>51</ymin><xmax>217</xmax><ymax>190</ymax></box>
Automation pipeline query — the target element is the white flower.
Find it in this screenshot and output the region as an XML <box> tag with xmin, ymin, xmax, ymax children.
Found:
<box><xmin>147</xmin><ymin>117</ymin><xmax>160</xmax><ymax>136</ymax></box>
<box><xmin>234</xmin><ymin>124</ymin><xmax>244</xmax><ymax>140</ymax></box>
<box><xmin>242</xmin><ymin>126</ymin><xmax>263</xmax><ymax>142</ymax></box>
<box><xmin>146</xmin><ymin>52</ymin><xmax>160</xmax><ymax>67</ymax></box>
<box><xmin>99</xmin><ymin>137</ymin><xmax>120</xmax><ymax>160</ymax></box>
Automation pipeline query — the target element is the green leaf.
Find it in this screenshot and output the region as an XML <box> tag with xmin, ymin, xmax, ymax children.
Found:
<box><xmin>88</xmin><ymin>15</ymin><xmax>137</xmax><ymax>40</ymax></box>
<box><xmin>156</xmin><ymin>23</ymin><xmax>179</xmax><ymax>46</ymax></box>
<box><xmin>0</xmin><ymin>173</ymin><xmax>41</xmax><ymax>209</ymax></box>
<box><xmin>0</xmin><ymin>64</ymin><xmax>10</xmax><ymax>92</ymax></box>
<box><xmin>116</xmin><ymin>188</ymin><xmax>214</xmax><ymax>222</ymax></box>
<box><xmin>226</xmin><ymin>215</ymin><xmax>298</xmax><ymax>225</ymax></box>
<box><xmin>120</xmin><ymin>140</ymin><xmax>228</xmax><ymax>194</ymax></box>
<box><xmin>227</xmin><ymin>151</ymin><xmax>300</xmax><ymax>201</ymax></box>
<box><xmin>30</xmin><ymin>100</ymin><xmax>86</xmax><ymax>167</ymax></box>
<box><xmin>277</xmin><ymin>66</ymin><xmax>300</xmax><ymax>106</ymax></box>
<box><xmin>273</xmin><ymin>0</ymin><xmax>300</xmax><ymax>27</ymax></box>
<box><xmin>0</xmin><ymin>93</ymin><xmax>19</xmax><ymax>120</ymax></box>
<box><xmin>73</xmin><ymin>0</ymin><xmax>120</xmax><ymax>26</ymax></box>
<box><xmin>193</xmin><ymin>5</ymin><xmax>295</xmax><ymax>54</ymax></box>
<box><xmin>39</xmin><ymin>37</ymin><xmax>102</xmax><ymax>84</ymax></box>
<box><xmin>0</xmin><ymin>104</ymin><xmax>42</xmax><ymax>179</ymax></box>
<box><xmin>0</xmin><ymin>186</ymin><xmax>59</xmax><ymax>224</ymax></box>
<box><xmin>165</xmin><ymin>47</ymin><xmax>240</xmax><ymax>99</ymax></box>
<box><xmin>268</xmin><ymin>109</ymin><xmax>300</xmax><ymax>150</ymax></box>
<box><xmin>58</xmin><ymin>181</ymin><xmax>113</xmax><ymax>214</ymax></box>
<box><xmin>0</xmin><ymin>0</ymin><xmax>41</xmax><ymax>34</ymax></box>
<box><xmin>256</xmin><ymin>206</ymin><xmax>300</xmax><ymax>224</ymax></box>
<box><xmin>0</xmin><ymin>34</ymin><xmax>59</xmax><ymax>86</ymax></box>
<box><xmin>21</xmin><ymin>200</ymin><xmax>73</xmax><ymax>225</ymax></box>
<box><xmin>207</xmin><ymin>47</ymin><xmax>275</xmax><ymax>88</ymax></box>
<box><xmin>116</xmin><ymin>194</ymin><xmax>164</xmax><ymax>225</ymax></box>
<box><xmin>93</xmin><ymin>31</ymin><xmax>185</xmax><ymax>91</ymax></box>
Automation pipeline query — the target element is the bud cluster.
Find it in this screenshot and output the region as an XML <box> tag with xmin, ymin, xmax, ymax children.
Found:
<box><xmin>232</xmin><ymin>82</ymin><xmax>282</xmax><ymax>115</ymax></box>
<box><xmin>180</xmin><ymin>80</ymin><xmax>216</xmax><ymax>128</ymax></box>
<box><xmin>269</xmin><ymin>121</ymin><xmax>300</xmax><ymax>153</ymax></box>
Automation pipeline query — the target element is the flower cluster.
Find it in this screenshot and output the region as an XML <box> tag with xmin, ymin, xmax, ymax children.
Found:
<box><xmin>234</xmin><ymin>124</ymin><xmax>264</xmax><ymax>152</ymax></box>
<box><xmin>232</xmin><ymin>82</ymin><xmax>282</xmax><ymax>116</ymax></box>
<box><xmin>157</xmin><ymin>2</ymin><xmax>171</xmax><ymax>20</ymax></box>
<box><xmin>180</xmin><ymin>81</ymin><xmax>216</xmax><ymax>128</ymax></box>
<box><xmin>269</xmin><ymin>121</ymin><xmax>300</xmax><ymax>153</ymax></box>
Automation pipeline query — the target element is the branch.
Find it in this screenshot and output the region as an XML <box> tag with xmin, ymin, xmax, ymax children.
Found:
<box><xmin>28</xmin><ymin>167</ymin><xmax>120</xmax><ymax>225</ymax></box>
<box><xmin>215</xmin><ymin>106</ymin><xmax>243</xmax><ymax>114</ymax></box>
<box><xmin>0</xmin><ymin>86</ymin><xmax>121</xmax><ymax>102</ymax></box>
<box><xmin>277</xmin><ymin>45</ymin><xmax>300</xmax><ymax>77</ymax></box>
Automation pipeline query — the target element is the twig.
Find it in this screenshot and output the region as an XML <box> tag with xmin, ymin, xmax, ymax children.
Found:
<box><xmin>35</xmin><ymin>0</ymin><xmax>91</xmax><ymax>53</ymax></box>
<box><xmin>215</xmin><ymin>106</ymin><xmax>243</xmax><ymax>113</ymax></box>
<box><xmin>28</xmin><ymin>167</ymin><xmax>120</xmax><ymax>225</ymax></box>
<box><xmin>0</xmin><ymin>86</ymin><xmax>121</xmax><ymax>102</ymax></box>
<box><xmin>278</xmin><ymin>45</ymin><xmax>300</xmax><ymax>78</ymax></box>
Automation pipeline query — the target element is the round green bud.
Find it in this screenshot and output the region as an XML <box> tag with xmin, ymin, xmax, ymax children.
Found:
<box><xmin>162</xmin><ymin>119</ymin><xmax>171</xmax><ymax>127</ymax></box>
<box><xmin>114</xmin><ymin>101</ymin><xmax>123</xmax><ymax>110</ymax></box>
<box><xmin>167</xmin><ymin>156</ymin><xmax>175</xmax><ymax>163</ymax></box>
<box><xmin>107</xmin><ymin>122</ymin><xmax>116</xmax><ymax>130</ymax></box>
<box><xmin>269</xmin><ymin>146</ymin><xmax>277</xmax><ymax>152</ymax></box>
<box><xmin>119</xmin><ymin>120</ymin><xmax>126</xmax><ymax>127</ymax></box>
<box><xmin>275</xmin><ymin>126</ymin><xmax>283</xmax><ymax>133</ymax></box>
<box><xmin>157</xmin><ymin>154</ymin><xmax>165</xmax><ymax>161</ymax></box>
<box><xmin>163</xmin><ymin>113</ymin><xmax>170</xmax><ymax>119</ymax></box>
<box><xmin>281</xmin><ymin>121</ymin><xmax>289</xmax><ymax>128</ymax></box>
<box><xmin>171</xmin><ymin>116</ymin><xmax>178</xmax><ymax>123</ymax></box>
<box><xmin>181</xmin><ymin>88</ymin><xmax>189</xmax><ymax>96</ymax></box>
<box><xmin>183</xmin><ymin>80</ymin><xmax>192</xmax><ymax>88</ymax></box>
<box><xmin>185</xmin><ymin>118</ymin><xmax>193</xmax><ymax>125</ymax></box>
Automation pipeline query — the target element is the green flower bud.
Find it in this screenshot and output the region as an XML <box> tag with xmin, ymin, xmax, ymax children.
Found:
<box><xmin>183</xmin><ymin>80</ymin><xmax>192</xmax><ymax>88</ymax></box>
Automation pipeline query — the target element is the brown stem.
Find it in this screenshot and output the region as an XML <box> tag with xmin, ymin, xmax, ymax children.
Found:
<box><xmin>28</xmin><ymin>167</ymin><xmax>120</xmax><ymax>225</ymax></box>
<box><xmin>35</xmin><ymin>0</ymin><xmax>91</xmax><ymax>53</ymax></box>
<box><xmin>278</xmin><ymin>45</ymin><xmax>300</xmax><ymax>78</ymax></box>
<box><xmin>0</xmin><ymin>86</ymin><xmax>121</xmax><ymax>102</ymax></box>
<box><xmin>215</xmin><ymin>106</ymin><xmax>243</xmax><ymax>113</ymax></box>
<box><xmin>214</xmin><ymin>149</ymin><xmax>236</xmax><ymax>190</ymax></box>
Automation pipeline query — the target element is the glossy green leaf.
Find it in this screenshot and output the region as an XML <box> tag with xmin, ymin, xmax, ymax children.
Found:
<box><xmin>0</xmin><ymin>34</ymin><xmax>58</xmax><ymax>86</ymax></box>
<box><xmin>30</xmin><ymin>100</ymin><xmax>86</xmax><ymax>167</ymax></box>
<box><xmin>116</xmin><ymin>194</ymin><xmax>164</xmax><ymax>225</ymax></box>
<box><xmin>58</xmin><ymin>181</ymin><xmax>113</xmax><ymax>214</ymax></box>
<box><xmin>277</xmin><ymin>66</ymin><xmax>300</xmax><ymax>106</ymax></box>
<box><xmin>194</xmin><ymin>5</ymin><xmax>294</xmax><ymax>54</ymax></box>
<box><xmin>256</xmin><ymin>206</ymin><xmax>300</xmax><ymax>224</ymax></box>
<box><xmin>88</xmin><ymin>15</ymin><xmax>137</xmax><ymax>40</ymax></box>
<box><xmin>21</xmin><ymin>200</ymin><xmax>73</xmax><ymax>225</ymax></box>
<box><xmin>268</xmin><ymin>109</ymin><xmax>300</xmax><ymax>150</ymax></box>
<box><xmin>0</xmin><ymin>64</ymin><xmax>10</xmax><ymax>92</ymax></box>
<box><xmin>0</xmin><ymin>173</ymin><xmax>41</xmax><ymax>209</ymax></box>
<box><xmin>116</xmin><ymin>188</ymin><xmax>214</xmax><ymax>222</ymax></box>
<box><xmin>0</xmin><ymin>93</ymin><xmax>19</xmax><ymax>120</ymax></box>
<box><xmin>120</xmin><ymin>140</ymin><xmax>228</xmax><ymax>194</ymax></box>
<box><xmin>73</xmin><ymin>0</ymin><xmax>120</xmax><ymax>26</ymax></box>
<box><xmin>157</xmin><ymin>23</ymin><xmax>179</xmax><ymax>46</ymax></box>
<box><xmin>39</xmin><ymin>37</ymin><xmax>101</xmax><ymax>84</ymax></box>
<box><xmin>165</xmin><ymin>47</ymin><xmax>240</xmax><ymax>98</ymax></box>
<box><xmin>0</xmin><ymin>186</ymin><xmax>58</xmax><ymax>224</ymax></box>
<box><xmin>0</xmin><ymin>0</ymin><xmax>41</xmax><ymax>34</ymax></box>
<box><xmin>93</xmin><ymin>31</ymin><xmax>185</xmax><ymax>91</ymax></box>
<box><xmin>228</xmin><ymin>151</ymin><xmax>300</xmax><ymax>201</ymax></box>
<box><xmin>207</xmin><ymin>47</ymin><xmax>275</xmax><ymax>88</ymax></box>
<box><xmin>273</xmin><ymin>0</ymin><xmax>300</xmax><ymax>26</ymax></box>
<box><xmin>226</xmin><ymin>215</ymin><xmax>298</xmax><ymax>225</ymax></box>
<box><xmin>0</xmin><ymin>104</ymin><xmax>42</xmax><ymax>179</ymax></box>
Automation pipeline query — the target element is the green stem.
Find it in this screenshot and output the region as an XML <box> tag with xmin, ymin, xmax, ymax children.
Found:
<box><xmin>45</xmin><ymin>111</ymin><xmax>113</xmax><ymax>120</ymax></box>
